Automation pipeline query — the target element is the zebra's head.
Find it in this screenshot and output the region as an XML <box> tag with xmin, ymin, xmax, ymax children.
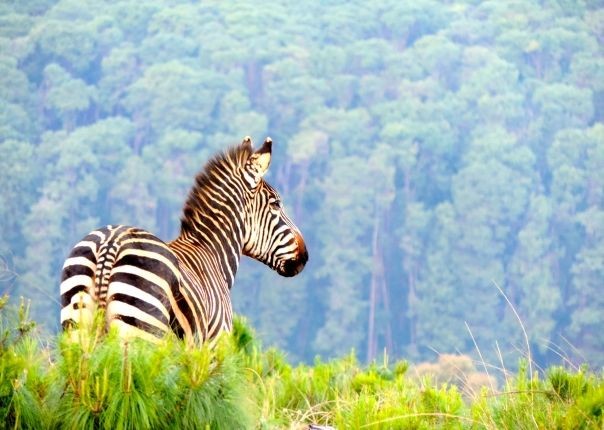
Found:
<box><xmin>241</xmin><ymin>137</ymin><xmax>308</xmax><ymax>277</ymax></box>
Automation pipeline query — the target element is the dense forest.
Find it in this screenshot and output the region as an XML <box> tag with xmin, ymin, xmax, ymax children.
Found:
<box><xmin>0</xmin><ymin>0</ymin><xmax>602</xmax><ymax>369</ymax></box>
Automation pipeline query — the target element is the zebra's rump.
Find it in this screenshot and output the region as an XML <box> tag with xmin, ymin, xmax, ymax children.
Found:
<box><xmin>60</xmin><ymin>225</ymin><xmax>186</xmax><ymax>340</ymax></box>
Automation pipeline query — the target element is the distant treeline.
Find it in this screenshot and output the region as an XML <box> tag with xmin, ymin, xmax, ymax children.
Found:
<box><xmin>0</xmin><ymin>0</ymin><xmax>602</xmax><ymax>367</ymax></box>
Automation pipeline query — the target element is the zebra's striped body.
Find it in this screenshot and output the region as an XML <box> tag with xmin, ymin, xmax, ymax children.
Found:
<box><xmin>60</xmin><ymin>137</ymin><xmax>308</xmax><ymax>344</ymax></box>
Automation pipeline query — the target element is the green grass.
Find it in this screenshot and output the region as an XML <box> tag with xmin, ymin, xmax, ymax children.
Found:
<box><xmin>1</xmin><ymin>297</ymin><xmax>602</xmax><ymax>429</ymax></box>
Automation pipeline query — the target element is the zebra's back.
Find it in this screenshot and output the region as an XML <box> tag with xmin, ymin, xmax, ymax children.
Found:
<box><xmin>60</xmin><ymin>225</ymin><xmax>188</xmax><ymax>342</ymax></box>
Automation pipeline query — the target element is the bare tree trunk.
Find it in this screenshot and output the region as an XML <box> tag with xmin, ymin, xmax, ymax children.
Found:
<box><xmin>407</xmin><ymin>264</ymin><xmax>418</xmax><ymax>356</ymax></box>
<box><xmin>379</xmin><ymin>249</ymin><xmax>393</xmax><ymax>355</ymax></box>
<box><xmin>403</xmin><ymin>167</ymin><xmax>418</xmax><ymax>356</ymax></box>
<box><xmin>132</xmin><ymin>112</ymin><xmax>146</xmax><ymax>155</ymax></box>
<box><xmin>367</xmin><ymin>206</ymin><xmax>380</xmax><ymax>362</ymax></box>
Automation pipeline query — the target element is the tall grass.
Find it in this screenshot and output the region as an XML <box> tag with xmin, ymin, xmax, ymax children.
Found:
<box><xmin>1</xmin><ymin>298</ymin><xmax>252</xmax><ymax>430</ymax></box>
<box><xmin>0</xmin><ymin>297</ymin><xmax>602</xmax><ymax>429</ymax></box>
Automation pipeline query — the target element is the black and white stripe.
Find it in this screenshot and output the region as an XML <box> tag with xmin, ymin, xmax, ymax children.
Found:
<box><xmin>60</xmin><ymin>137</ymin><xmax>308</xmax><ymax>344</ymax></box>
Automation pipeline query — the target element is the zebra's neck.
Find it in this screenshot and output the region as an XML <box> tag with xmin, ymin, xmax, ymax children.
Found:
<box><xmin>174</xmin><ymin>147</ymin><xmax>252</xmax><ymax>288</ymax></box>
<box><xmin>174</xmin><ymin>209</ymin><xmax>244</xmax><ymax>288</ymax></box>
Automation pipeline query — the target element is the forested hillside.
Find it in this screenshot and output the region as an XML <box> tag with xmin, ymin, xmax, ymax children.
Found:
<box><xmin>0</xmin><ymin>0</ymin><xmax>602</xmax><ymax>368</ymax></box>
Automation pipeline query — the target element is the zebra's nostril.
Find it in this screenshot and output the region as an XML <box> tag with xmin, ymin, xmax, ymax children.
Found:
<box><xmin>278</xmin><ymin>250</ymin><xmax>308</xmax><ymax>277</ymax></box>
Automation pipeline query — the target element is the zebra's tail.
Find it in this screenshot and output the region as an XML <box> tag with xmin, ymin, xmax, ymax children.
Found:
<box><xmin>60</xmin><ymin>226</ymin><xmax>125</xmax><ymax>335</ymax></box>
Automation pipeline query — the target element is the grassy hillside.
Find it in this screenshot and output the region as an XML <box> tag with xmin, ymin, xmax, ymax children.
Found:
<box><xmin>1</xmin><ymin>298</ymin><xmax>602</xmax><ymax>429</ymax></box>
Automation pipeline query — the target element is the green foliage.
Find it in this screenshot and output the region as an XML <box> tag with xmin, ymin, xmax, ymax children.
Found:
<box><xmin>0</xmin><ymin>304</ymin><xmax>253</xmax><ymax>430</ymax></box>
<box><xmin>0</xmin><ymin>297</ymin><xmax>45</xmax><ymax>430</ymax></box>
<box><xmin>0</xmin><ymin>306</ymin><xmax>603</xmax><ymax>429</ymax></box>
<box><xmin>50</xmin><ymin>325</ymin><xmax>252</xmax><ymax>430</ymax></box>
<box><xmin>472</xmin><ymin>361</ymin><xmax>604</xmax><ymax>430</ymax></box>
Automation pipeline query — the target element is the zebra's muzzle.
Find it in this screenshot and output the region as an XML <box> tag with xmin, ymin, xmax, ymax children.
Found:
<box><xmin>278</xmin><ymin>245</ymin><xmax>308</xmax><ymax>277</ymax></box>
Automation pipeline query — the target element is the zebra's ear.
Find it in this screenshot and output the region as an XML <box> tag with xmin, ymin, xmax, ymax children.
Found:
<box><xmin>246</xmin><ymin>137</ymin><xmax>272</xmax><ymax>182</ymax></box>
<box><xmin>241</xmin><ymin>136</ymin><xmax>253</xmax><ymax>150</ymax></box>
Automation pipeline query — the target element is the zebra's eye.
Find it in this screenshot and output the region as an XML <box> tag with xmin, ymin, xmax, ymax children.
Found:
<box><xmin>269</xmin><ymin>200</ymin><xmax>281</xmax><ymax>210</ymax></box>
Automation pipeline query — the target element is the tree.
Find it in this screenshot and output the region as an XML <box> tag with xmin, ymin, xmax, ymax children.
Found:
<box><xmin>109</xmin><ymin>155</ymin><xmax>158</xmax><ymax>232</ymax></box>
<box><xmin>549</xmin><ymin>124</ymin><xmax>604</xmax><ymax>367</ymax></box>
<box><xmin>122</xmin><ymin>61</ymin><xmax>227</xmax><ymax>150</ymax></box>
<box><xmin>569</xmin><ymin>208</ymin><xmax>604</xmax><ymax>368</ymax></box>
<box><xmin>0</xmin><ymin>139</ymin><xmax>37</xmax><ymax>297</ymax></box>
<box><xmin>441</xmin><ymin>127</ymin><xmax>536</xmax><ymax>359</ymax></box>
<box><xmin>507</xmin><ymin>195</ymin><xmax>560</xmax><ymax>357</ymax></box>
<box><xmin>141</xmin><ymin>128</ymin><xmax>204</xmax><ymax>239</ymax></box>
<box><xmin>312</xmin><ymin>156</ymin><xmax>375</xmax><ymax>358</ymax></box>
<box><xmin>42</xmin><ymin>63</ymin><xmax>97</xmax><ymax>131</ymax></box>
<box><xmin>15</xmin><ymin>118</ymin><xmax>133</xmax><ymax>325</ymax></box>
<box><xmin>532</xmin><ymin>83</ymin><xmax>594</xmax><ymax>139</ymax></box>
<box><xmin>413</xmin><ymin>202</ymin><xmax>466</xmax><ymax>358</ymax></box>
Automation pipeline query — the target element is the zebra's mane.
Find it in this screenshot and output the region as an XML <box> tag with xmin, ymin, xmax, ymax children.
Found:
<box><xmin>180</xmin><ymin>144</ymin><xmax>253</xmax><ymax>234</ymax></box>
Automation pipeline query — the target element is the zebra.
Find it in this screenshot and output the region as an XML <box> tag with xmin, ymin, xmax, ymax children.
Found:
<box><xmin>60</xmin><ymin>136</ymin><xmax>308</xmax><ymax>344</ymax></box>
